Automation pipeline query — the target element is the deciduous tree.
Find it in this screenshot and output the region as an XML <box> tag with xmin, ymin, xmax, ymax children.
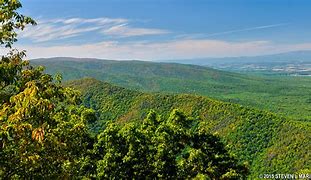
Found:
<box><xmin>0</xmin><ymin>1</ymin><xmax>94</xmax><ymax>178</ymax></box>
<box><xmin>94</xmin><ymin>110</ymin><xmax>248</xmax><ymax>179</ymax></box>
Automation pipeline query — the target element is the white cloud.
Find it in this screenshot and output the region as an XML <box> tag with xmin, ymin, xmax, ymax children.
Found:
<box><xmin>203</xmin><ymin>23</ymin><xmax>290</xmax><ymax>37</ymax></box>
<box><xmin>174</xmin><ymin>23</ymin><xmax>289</xmax><ymax>40</ymax></box>
<box><xmin>102</xmin><ymin>24</ymin><xmax>170</xmax><ymax>37</ymax></box>
<box><xmin>4</xmin><ymin>20</ymin><xmax>310</xmax><ymax>60</ymax></box>
<box><xmin>5</xmin><ymin>39</ymin><xmax>311</xmax><ymax>60</ymax></box>
<box><xmin>19</xmin><ymin>17</ymin><xmax>169</xmax><ymax>42</ymax></box>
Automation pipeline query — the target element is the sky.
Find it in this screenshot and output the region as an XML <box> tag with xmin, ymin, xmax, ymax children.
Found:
<box><xmin>4</xmin><ymin>0</ymin><xmax>311</xmax><ymax>60</ymax></box>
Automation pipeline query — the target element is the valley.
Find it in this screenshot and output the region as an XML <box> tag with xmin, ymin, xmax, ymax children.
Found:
<box><xmin>31</xmin><ymin>57</ymin><xmax>311</xmax><ymax>177</ymax></box>
<box><xmin>162</xmin><ymin>51</ymin><xmax>311</xmax><ymax>76</ymax></box>
<box><xmin>67</xmin><ymin>78</ymin><xmax>311</xmax><ymax>178</ymax></box>
<box><xmin>32</xmin><ymin>57</ymin><xmax>311</xmax><ymax>121</ymax></box>
<box><xmin>2</xmin><ymin>0</ymin><xmax>311</xmax><ymax>178</ymax></box>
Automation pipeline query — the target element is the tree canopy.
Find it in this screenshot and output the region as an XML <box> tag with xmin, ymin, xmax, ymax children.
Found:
<box><xmin>0</xmin><ymin>0</ymin><xmax>36</xmax><ymax>48</ymax></box>
<box><xmin>0</xmin><ymin>0</ymin><xmax>249</xmax><ymax>179</ymax></box>
<box><xmin>94</xmin><ymin>110</ymin><xmax>248</xmax><ymax>179</ymax></box>
<box><xmin>0</xmin><ymin>1</ymin><xmax>93</xmax><ymax>178</ymax></box>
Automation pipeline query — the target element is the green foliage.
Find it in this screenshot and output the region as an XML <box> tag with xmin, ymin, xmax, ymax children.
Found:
<box><xmin>33</xmin><ymin>58</ymin><xmax>311</xmax><ymax>121</ymax></box>
<box><xmin>0</xmin><ymin>2</ymin><xmax>93</xmax><ymax>178</ymax></box>
<box><xmin>68</xmin><ymin>78</ymin><xmax>311</xmax><ymax>178</ymax></box>
<box><xmin>2</xmin><ymin>1</ymin><xmax>308</xmax><ymax>179</ymax></box>
<box><xmin>250</xmin><ymin>120</ymin><xmax>311</xmax><ymax>178</ymax></box>
<box><xmin>94</xmin><ymin>110</ymin><xmax>248</xmax><ymax>179</ymax></box>
<box><xmin>0</xmin><ymin>0</ymin><xmax>36</xmax><ymax>48</ymax></box>
<box><xmin>1</xmin><ymin>1</ymin><xmax>249</xmax><ymax>178</ymax></box>
<box><xmin>0</xmin><ymin>53</ymin><xmax>95</xmax><ymax>178</ymax></box>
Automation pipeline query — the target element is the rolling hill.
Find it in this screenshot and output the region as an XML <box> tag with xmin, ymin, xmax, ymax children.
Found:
<box><xmin>67</xmin><ymin>78</ymin><xmax>311</xmax><ymax>179</ymax></box>
<box><xmin>31</xmin><ymin>57</ymin><xmax>311</xmax><ymax>121</ymax></box>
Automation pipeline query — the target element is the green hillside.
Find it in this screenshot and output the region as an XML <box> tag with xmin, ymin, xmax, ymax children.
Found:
<box><xmin>67</xmin><ymin>78</ymin><xmax>311</xmax><ymax>178</ymax></box>
<box><xmin>3</xmin><ymin>1</ymin><xmax>309</xmax><ymax>178</ymax></box>
<box><xmin>32</xmin><ymin>58</ymin><xmax>311</xmax><ymax>121</ymax></box>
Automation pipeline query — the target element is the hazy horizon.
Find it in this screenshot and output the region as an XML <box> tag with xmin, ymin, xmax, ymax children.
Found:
<box><xmin>1</xmin><ymin>0</ymin><xmax>310</xmax><ymax>60</ymax></box>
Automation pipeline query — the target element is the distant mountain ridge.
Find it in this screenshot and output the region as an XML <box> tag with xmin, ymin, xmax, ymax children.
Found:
<box><xmin>158</xmin><ymin>51</ymin><xmax>311</xmax><ymax>75</ymax></box>
<box><xmin>159</xmin><ymin>50</ymin><xmax>311</xmax><ymax>65</ymax></box>
<box><xmin>33</xmin><ymin>57</ymin><xmax>106</xmax><ymax>62</ymax></box>
<box><xmin>32</xmin><ymin>50</ymin><xmax>311</xmax><ymax>64</ymax></box>
<box><xmin>32</xmin><ymin>50</ymin><xmax>311</xmax><ymax>75</ymax></box>
<box><xmin>31</xmin><ymin>57</ymin><xmax>311</xmax><ymax>120</ymax></box>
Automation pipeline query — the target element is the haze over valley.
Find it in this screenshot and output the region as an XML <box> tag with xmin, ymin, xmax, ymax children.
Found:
<box><xmin>1</xmin><ymin>0</ymin><xmax>311</xmax><ymax>179</ymax></box>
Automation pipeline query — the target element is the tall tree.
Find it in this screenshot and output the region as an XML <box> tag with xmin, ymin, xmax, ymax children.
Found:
<box><xmin>0</xmin><ymin>0</ymin><xmax>94</xmax><ymax>178</ymax></box>
<box><xmin>94</xmin><ymin>110</ymin><xmax>248</xmax><ymax>179</ymax></box>
<box><xmin>0</xmin><ymin>0</ymin><xmax>36</xmax><ymax>48</ymax></box>
<box><xmin>1</xmin><ymin>1</ymin><xmax>248</xmax><ymax>179</ymax></box>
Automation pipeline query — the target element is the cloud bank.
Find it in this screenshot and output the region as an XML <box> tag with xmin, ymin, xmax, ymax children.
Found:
<box><xmin>19</xmin><ymin>17</ymin><xmax>170</xmax><ymax>42</ymax></box>
<box><xmin>8</xmin><ymin>39</ymin><xmax>311</xmax><ymax>60</ymax></box>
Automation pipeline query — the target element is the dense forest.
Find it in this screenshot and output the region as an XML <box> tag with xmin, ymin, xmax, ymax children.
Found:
<box><xmin>68</xmin><ymin>78</ymin><xmax>311</xmax><ymax>178</ymax></box>
<box><xmin>0</xmin><ymin>57</ymin><xmax>248</xmax><ymax>178</ymax></box>
<box><xmin>0</xmin><ymin>1</ymin><xmax>247</xmax><ymax>179</ymax></box>
<box><xmin>1</xmin><ymin>0</ymin><xmax>310</xmax><ymax>179</ymax></box>
<box><xmin>32</xmin><ymin>58</ymin><xmax>311</xmax><ymax>121</ymax></box>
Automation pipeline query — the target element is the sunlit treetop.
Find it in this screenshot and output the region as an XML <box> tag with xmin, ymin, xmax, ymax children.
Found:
<box><xmin>0</xmin><ymin>0</ymin><xmax>36</xmax><ymax>48</ymax></box>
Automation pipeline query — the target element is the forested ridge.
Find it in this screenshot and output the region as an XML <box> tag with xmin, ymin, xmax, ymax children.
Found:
<box><xmin>0</xmin><ymin>1</ymin><xmax>248</xmax><ymax>179</ymax></box>
<box><xmin>0</xmin><ymin>58</ymin><xmax>249</xmax><ymax>178</ymax></box>
<box><xmin>67</xmin><ymin>78</ymin><xmax>311</xmax><ymax>178</ymax></box>
<box><xmin>1</xmin><ymin>0</ymin><xmax>310</xmax><ymax>179</ymax></box>
<box><xmin>32</xmin><ymin>58</ymin><xmax>311</xmax><ymax>121</ymax></box>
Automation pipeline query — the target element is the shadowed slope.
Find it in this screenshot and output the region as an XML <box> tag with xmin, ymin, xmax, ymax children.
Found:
<box><xmin>67</xmin><ymin>78</ymin><xmax>311</xmax><ymax>178</ymax></box>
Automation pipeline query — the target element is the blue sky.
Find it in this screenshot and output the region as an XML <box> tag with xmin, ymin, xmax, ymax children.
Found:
<box><xmin>8</xmin><ymin>0</ymin><xmax>311</xmax><ymax>60</ymax></box>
